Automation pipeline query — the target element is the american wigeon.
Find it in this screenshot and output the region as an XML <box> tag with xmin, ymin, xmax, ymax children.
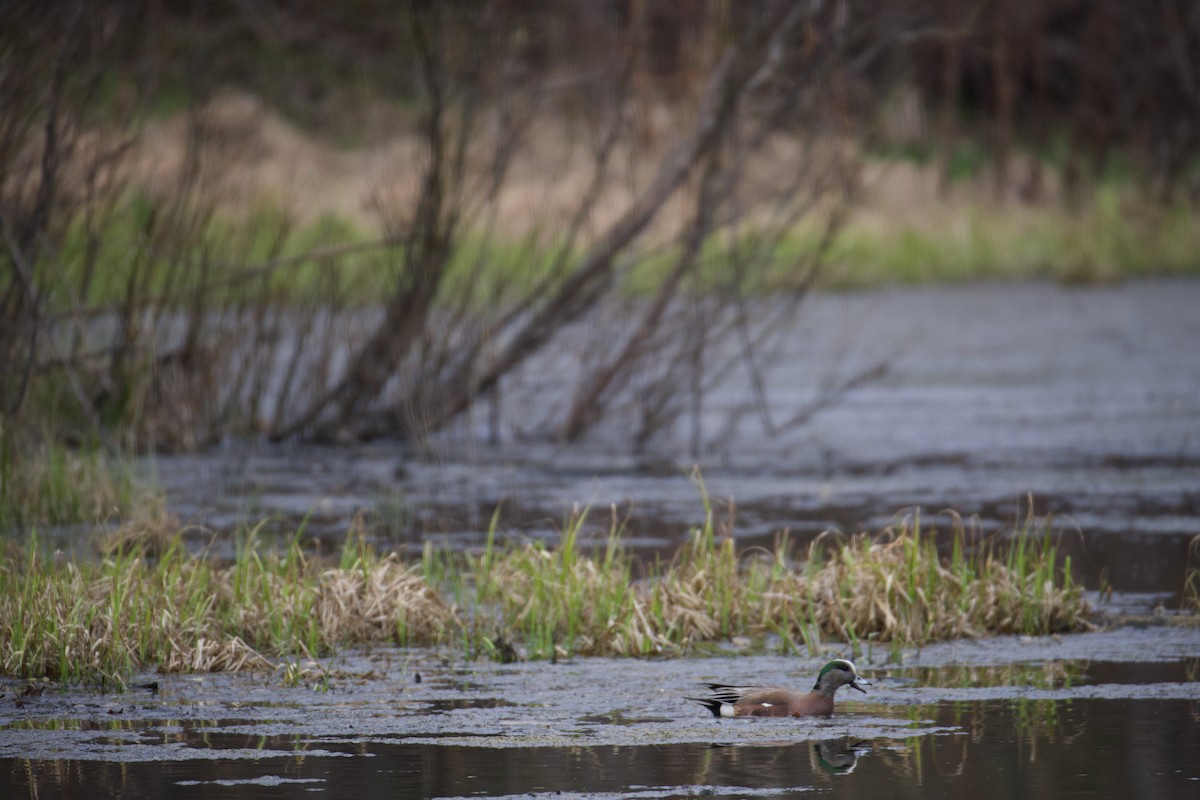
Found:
<box><xmin>687</xmin><ymin>658</ymin><xmax>870</xmax><ymax>718</ymax></box>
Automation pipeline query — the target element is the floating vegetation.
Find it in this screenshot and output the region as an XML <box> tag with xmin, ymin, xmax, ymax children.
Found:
<box><xmin>0</xmin><ymin>493</ymin><xmax>1094</xmax><ymax>688</ymax></box>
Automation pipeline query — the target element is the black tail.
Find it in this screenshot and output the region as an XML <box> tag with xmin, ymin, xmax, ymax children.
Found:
<box><xmin>686</xmin><ymin>697</ymin><xmax>724</xmax><ymax>717</ymax></box>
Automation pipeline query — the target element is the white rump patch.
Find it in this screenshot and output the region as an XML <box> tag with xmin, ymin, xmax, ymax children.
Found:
<box><xmin>719</xmin><ymin>704</ymin><xmax>735</xmax><ymax>718</ymax></box>
<box><xmin>760</xmin><ymin>702</ymin><xmax>772</xmax><ymax>707</ymax></box>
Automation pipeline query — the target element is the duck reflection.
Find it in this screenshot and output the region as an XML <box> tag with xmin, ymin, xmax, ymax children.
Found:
<box><xmin>811</xmin><ymin>739</ymin><xmax>868</xmax><ymax>775</ymax></box>
<box><xmin>700</xmin><ymin>737</ymin><xmax>869</xmax><ymax>780</ymax></box>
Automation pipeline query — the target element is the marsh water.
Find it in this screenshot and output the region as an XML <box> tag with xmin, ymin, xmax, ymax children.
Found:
<box><xmin>4</xmin><ymin>629</ymin><xmax>1200</xmax><ymax>798</ymax></box>
<box><xmin>6</xmin><ymin>280</ymin><xmax>1200</xmax><ymax>797</ymax></box>
<box><xmin>7</xmin><ymin>703</ymin><xmax>1200</xmax><ymax>798</ymax></box>
<box><xmin>148</xmin><ymin>280</ymin><xmax>1200</xmax><ymax>598</ymax></box>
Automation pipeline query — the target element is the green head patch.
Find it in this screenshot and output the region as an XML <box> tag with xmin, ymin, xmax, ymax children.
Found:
<box><xmin>818</xmin><ymin>659</ymin><xmax>856</xmax><ymax>680</ymax></box>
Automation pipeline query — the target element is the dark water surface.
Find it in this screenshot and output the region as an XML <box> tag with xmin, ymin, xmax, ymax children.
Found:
<box><xmin>6</xmin><ymin>699</ymin><xmax>1199</xmax><ymax>798</ymax></box>
<box><xmin>4</xmin><ymin>629</ymin><xmax>1199</xmax><ymax>798</ymax></box>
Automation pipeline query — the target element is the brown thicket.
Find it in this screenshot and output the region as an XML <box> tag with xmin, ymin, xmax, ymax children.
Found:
<box><xmin>1</xmin><ymin>1</ymin><xmax>1197</xmax><ymax>454</ymax></box>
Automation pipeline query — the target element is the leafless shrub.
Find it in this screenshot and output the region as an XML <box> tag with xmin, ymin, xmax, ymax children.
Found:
<box><xmin>11</xmin><ymin>1</ymin><xmax>1191</xmax><ymax>456</ymax></box>
<box><xmin>0</xmin><ymin>1</ymin><xmax>901</xmax><ymax>456</ymax></box>
<box><xmin>269</xmin><ymin>1</ymin><xmax>891</xmax><ymax>449</ymax></box>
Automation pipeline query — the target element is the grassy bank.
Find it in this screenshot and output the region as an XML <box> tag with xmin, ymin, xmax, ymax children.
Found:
<box><xmin>821</xmin><ymin>186</ymin><xmax>1200</xmax><ymax>288</ymax></box>
<box><xmin>0</xmin><ymin>499</ymin><xmax>1093</xmax><ymax>689</ymax></box>
<box><xmin>11</xmin><ymin>137</ymin><xmax>1195</xmax><ymax>452</ymax></box>
<box><xmin>42</xmin><ymin>174</ymin><xmax>1200</xmax><ymax>316</ymax></box>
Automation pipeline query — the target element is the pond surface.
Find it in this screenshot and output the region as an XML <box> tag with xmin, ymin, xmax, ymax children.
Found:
<box><xmin>6</xmin><ymin>705</ymin><xmax>1200</xmax><ymax>799</ymax></box>
<box><xmin>4</xmin><ymin>627</ymin><xmax>1199</xmax><ymax>798</ymax></box>
<box><xmin>146</xmin><ymin>280</ymin><xmax>1200</xmax><ymax>601</ymax></box>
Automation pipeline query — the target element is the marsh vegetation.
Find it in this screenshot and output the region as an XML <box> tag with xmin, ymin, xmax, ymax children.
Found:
<box><xmin>1</xmin><ymin>1</ymin><xmax>1197</xmax><ymax>697</ymax></box>
<box><xmin>1</xmin><ymin>490</ymin><xmax>1093</xmax><ymax>689</ymax></box>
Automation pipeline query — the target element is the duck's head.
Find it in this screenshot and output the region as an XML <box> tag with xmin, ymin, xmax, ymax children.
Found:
<box><xmin>813</xmin><ymin>658</ymin><xmax>870</xmax><ymax>696</ymax></box>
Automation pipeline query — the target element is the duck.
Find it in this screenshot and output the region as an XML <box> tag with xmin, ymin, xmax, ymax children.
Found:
<box><xmin>687</xmin><ymin>658</ymin><xmax>870</xmax><ymax>718</ymax></box>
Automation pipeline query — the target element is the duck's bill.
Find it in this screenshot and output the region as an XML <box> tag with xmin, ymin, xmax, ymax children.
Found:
<box><xmin>850</xmin><ymin>677</ymin><xmax>870</xmax><ymax>693</ymax></box>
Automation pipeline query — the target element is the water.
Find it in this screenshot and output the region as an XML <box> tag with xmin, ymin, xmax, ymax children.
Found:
<box><xmin>4</xmin><ymin>629</ymin><xmax>1199</xmax><ymax>798</ymax></box>
<box><xmin>6</xmin><ymin>700</ymin><xmax>1198</xmax><ymax>798</ymax></box>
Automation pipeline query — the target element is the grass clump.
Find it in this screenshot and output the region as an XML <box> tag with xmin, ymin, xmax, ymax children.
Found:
<box><xmin>748</xmin><ymin>509</ymin><xmax>1091</xmax><ymax>653</ymax></box>
<box><xmin>456</xmin><ymin>491</ymin><xmax>1092</xmax><ymax>661</ymax></box>
<box><xmin>0</xmin><ymin>494</ymin><xmax>1093</xmax><ymax>688</ymax></box>
<box><xmin>0</xmin><ymin>439</ymin><xmax>140</xmax><ymax>530</ymax></box>
<box><xmin>1184</xmin><ymin>536</ymin><xmax>1200</xmax><ymax>613</ymax></box>
<box><xmin>468</xmin><ymin>507</ymin><xmax>656</xmax><ymax>659</ymax></box>
<box><xmin>0</xmin><ymin>525</ymin><xmax>456</xmax><ymax>689</ymax></box>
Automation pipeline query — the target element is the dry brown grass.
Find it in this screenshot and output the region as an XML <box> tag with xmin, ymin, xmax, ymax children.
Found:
<box><xmin>311</xmin><ymin>556</ymin><xmax>457</xmax><ymax>645</ymax></box>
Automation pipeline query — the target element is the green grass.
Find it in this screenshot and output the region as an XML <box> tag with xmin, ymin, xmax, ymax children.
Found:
<box><xmin>49</xmin><ymin>192</ymin><xmax>383</xmax><ymax>309</ymax></box>
<box><xmin>598</xmin><ymin>188</ymin><xmax>1200</xmax><ymax>295</ymax></box>
<box><xmin>819</xmin><ymin>187</ymin><xmax>1200</xmax><ymax>288</ymax></box>
<box><xmin>41</xmin><ymin>173</ymin><xmax>1200</xmax><ymax>323</ymax></box>
<box><xmin>0</xmin><ymin>492</ymin><xmax>1096</xmax><ymax>689</ymax></box>
<box><xmin>468</xmin><ymin>506</ymin><xmax>648</xmax><ymax>659</ymax></box>
<box><xmin>0</xmin><ymin>524</ymin><xmax>456</xmax><ymax>689</ymax></box>
<box><xmin>444</xmin><ymin>488</ymin><xmax>1093</xmax><ymax>662</ymax></box>
<box><xmin>0</xmin><ymin>439</ymin><xmax>139</xmax><ymax>530</ymax></box>
<box><xmin>46</xmin><ymin>189</ymin><xmax>584</xmax><ymax>311</ymax></box>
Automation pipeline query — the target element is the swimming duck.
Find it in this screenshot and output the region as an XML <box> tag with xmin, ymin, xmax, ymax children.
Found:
<box><xmin>687</xmin><ymin>658</ymin><xmax>870</xmax><ymax>718</ymax></box>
